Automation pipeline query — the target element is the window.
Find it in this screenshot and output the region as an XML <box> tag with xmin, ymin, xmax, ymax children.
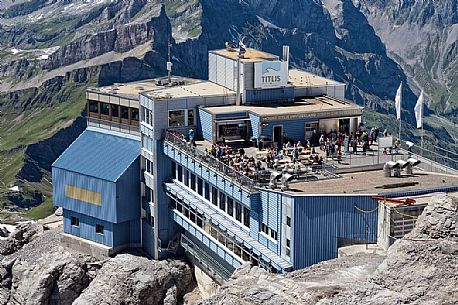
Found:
<box><xmin>100</xmin><ymin>102</ymin><xmax>110</xmax><ymax>116</ymax></box>
<box><xmin>187</xmin><ymin>109</ymin><xmax>195</xmax><ymax>126</ymax></box>
<box><xmin>286</xmin><ymin>238</ymin><xmax>290</xmax><ymax>248</ymax></box>
<box><xmin>235</xmin><ymin>202</ymin><xmax>242</xmax><ymax>222</ymax></box>
<box><xmin>150</xmin><ymin>215</ymin><xmax>155</xmax><ymax>227</ymax></box>
<box><xmin>89</xmin><ymin>101</ymin><xmax>98</xmax><ymax>114</ymax></box>
<box><xmin>286</xmin><ymin>216</ymin><xmax>291</xmax><ymax>227</ymax></box>
<box><xmin>219</xmin><ymin>192</ymin><xmax>226</xmax><ymax>211</ymax></box>
<box><xmin>243</xmin><ymin>207</ymin><xmax>250</xmax><ymax>227</ymax></box>
<box><xmin>168</xmin><ymin>110</ymin><xmax>185</xmax><ymax>127</ymax></box>
<box><xmin>96</xmin><ymin>224</ymin><xmax>104</xmax><ymax>234</ymax></box>
<box><xmin>212</xmin><ymin>187</ymin><xmax>218</xmax><ymax>206</ymax></box>
<box><xmin>184</xmin><ymin>170</ymin><xmax>189</xmax><ymax>187</ymax></box>
<box><xmin>177</xmin><ymin>165</ymin><xmax>183</xmax><ymax>182</ymax></box>
<box><xmin>227</xmin><ymin>198</ymin><xmax>234</xmax><ymax>217</ymax></box>
<box><xmin>111</xmin><ymin>104</ymin><xmax>119</xmax><ymax>118</ymax></box>
<box><xmin>261</xmin><ymin>223</ymin><xmax>268</xmax><ymax>235</ymax></box>
<box><xmin>171</xmin><ymin>162</ymin><xmax>176</xmax><ymax>179</ymax></box>
<box><xmin>270</xmin><ymin>229</ymin><xmax>278</xmax><ymax>240</ymax></box>
<box><xmin>71</xmin><ymin>216</ymin><xmax>79</xmax><ymax>227</ymax></box>
<box><xmin>197</xmin><ymin>178</ymin><xmax>203</xmax><ymax>196</ymax></box>
<box><xmin>131</xmin><ymin>108</ymin><xmax>139</xmax><ymax>121</ymax></box>
<box><xmin>121</xmin><ymin>106</ymin><xmax>129</xmax><ymax>119</ymax></box>
<box><xmin>190</xmin><ymin>173</ymin><xmax>196</xmax><ymax>191</ymax></box>
<box><xmin>204</xmin><ymin>183</ymin><xmax>210</xmax><ymax>200</ymax></box>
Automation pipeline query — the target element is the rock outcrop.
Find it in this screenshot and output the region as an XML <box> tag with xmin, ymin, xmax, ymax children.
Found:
<box><xmin>0</xmin><ymin>223</ymin><xmax>196</xmax><ymax>305</ymax></box>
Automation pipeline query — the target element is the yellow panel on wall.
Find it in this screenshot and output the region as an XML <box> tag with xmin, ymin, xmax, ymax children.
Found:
<box><xmin>65</xmin><ymin>185</ymin><xmax>102</xmax><ymax>206</ymax></box>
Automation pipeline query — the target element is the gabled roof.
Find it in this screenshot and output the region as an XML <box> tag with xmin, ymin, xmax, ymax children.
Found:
<box><xmin>53</xmin><ymin>128</ymin><xmax>140</xmax><ymax>182</ymax></box>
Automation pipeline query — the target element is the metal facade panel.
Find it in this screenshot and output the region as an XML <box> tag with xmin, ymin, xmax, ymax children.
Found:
<box><xmin>292</xmin><ymin>195</ymin><xmax>378</xmax><ymax>269</ymax></box>
<box><xmin>198</xmin><ymin>108</ymin><xmax>213</xmax><ymax>142</ymax></box>
<box><xmin>225</xmin><ymin>57</ymin><xmax>235</xmax><ymax>90</ymax></box>
<box><xmin>142</xmin><ymin>220</ymin><xmax>155</xmax><ymax>257</ymax></box>
<box><xmin>116</xmin><ymin>157</ymin><xmax>141</xmax><ymax>223</ymax></box>
<box><xmin>249</xmin><ymin>113</ymin><xmax>261</xmax><ymax>139</ymax></box>
<box><xmin>260</xmin><ymin>118</ymin><xmax>318</xmax><ymax>142</ymax></box>
<box><xmin>208</xmin><ymin>53</ymin><xmax>217</xmax><ymax>83</ymax></box>
<box><xmin>243</xmin><ymin>62</ymin><xmax>254</xmax><ymax>90</ymax></box>
<box><xmin>216</xmin><ymin>55</ymin><xmax>226</xmax><ymax>86</ymax></box>
<box><xmin>245</xmin><ymin>87</ymin><xmax>294</xmax><ymax>103</ymax></box>
<box><xmin>53</xmin><ymin>168</ymin><xmax>117</xmax><ymax>223</ymax></box>
<box><xmin>129</xmin><ymin>219</ymin><xmax>141</xmax><ymax>245</ymax></box>
<box><xmin>53</xmin><ymin>129</ymin><xmax>141</xmax><ymax>182</ymax></box>
<box><xmin>63</xmin><ymin>209</ymin><xmax>114</xmax><ymax>247</ymax></box>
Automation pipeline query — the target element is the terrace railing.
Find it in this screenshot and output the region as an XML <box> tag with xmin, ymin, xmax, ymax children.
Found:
<box><xmin>164</xmin><ymin>131</ymin><xmax>258</xmax><ymax>192</ymax></box>
<box><xmin>401</xmin><ymin>143</ymin><xmax>458</xmax><ymax>172</ymax></box>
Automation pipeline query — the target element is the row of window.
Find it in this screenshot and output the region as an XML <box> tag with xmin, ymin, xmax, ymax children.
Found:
<box><xmin>142</xmin><ymin>157</ymin><xmax>154</xmax><ymax>176</ymax></box>
<box><xmin>88</xmin><ymin>101</ymin><xmax>139</xmax><ymax>124</ymax></box>
<box><xmin>168</xmin><ymin>109</ymin><xmax>195</xmax><ymax>127</ymax></box>
<box><xmin>170</xmin><ymin>197</ymin><xmax>277</xmax><ymax>272</ymax></box>
<box><xmin>172</xmin><ymin>162</ymin><xmax>250</xmax><ymax>228</ymax></box>
<box><xmin>71</xmin><ymin>217</ymin><xmax>104</xmax><ymax>235</ymax></box>
<box><xmin>260</xmin><ymin>223</ymin><xmax>278</xmax><ymax>241</ymax></box>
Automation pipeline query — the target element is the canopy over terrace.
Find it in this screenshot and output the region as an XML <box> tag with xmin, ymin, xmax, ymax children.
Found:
<box><xmin>199</xmin><ymin>95</ymin><xmax>363</xmax><ymax>145</ymax></box>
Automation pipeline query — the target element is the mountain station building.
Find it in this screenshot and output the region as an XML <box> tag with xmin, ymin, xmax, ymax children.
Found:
<box><xmin>52</xmin><ymin>45</ymin><xmax>458</xmax><ymax>281</ymax></box>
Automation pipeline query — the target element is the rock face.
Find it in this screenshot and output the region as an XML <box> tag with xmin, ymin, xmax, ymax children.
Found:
<box><xmin>333</xmin><ymin>194</ymin><xmax>458</xmax><ymax>304</ymax></box>
<box><xmin>74</xmin><ymin>255</ymin><xmax>195</xmax><ymax>305</ymax></box>
<box><xmin>0</xmin><ymin>223</ymin><xmax>196</xmax><ymax>305</ymax></box>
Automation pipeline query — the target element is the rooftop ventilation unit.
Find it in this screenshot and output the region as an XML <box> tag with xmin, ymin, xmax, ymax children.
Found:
<box><xmin>269</xmin><ymin>171</ymin><xmax>282</xmax><ymax>189</ymax></box>
<box><xmin>384</xmin><ymin>161</ymin><xmax>400</xmax><ymax>177</ymax></box>
<box><xmin>406</xmin><ymin>158</ymin><xmax>421</xmax><ymax>175</ymax></box>
<box><xmin>280</xmin><ymin>173</ymin><xmax>294</xmax><ymax>191</ymax></box>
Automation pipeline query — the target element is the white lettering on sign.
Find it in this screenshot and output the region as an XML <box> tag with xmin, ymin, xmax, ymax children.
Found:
<box><xmin>254</xmin><ymin>61</ymin><xmax>288</xmax><ymax>89</ymax></box>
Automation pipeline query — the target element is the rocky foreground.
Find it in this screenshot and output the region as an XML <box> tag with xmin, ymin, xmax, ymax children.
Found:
<box><xmin>201</xmin><ymin>194</ymin><xmax>458</xmax><ymax>304</ymax></box>
<box><xmin>0</xmin><ymin>194</ymin><xmax>456</xmax><ymax>304</ymax></box>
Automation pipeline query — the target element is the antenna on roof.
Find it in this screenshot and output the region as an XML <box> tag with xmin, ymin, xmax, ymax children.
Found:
<box><xmin>167</xmin><ymin>39</ymin><xmax>173</xmax><ymax>85</ymax></box>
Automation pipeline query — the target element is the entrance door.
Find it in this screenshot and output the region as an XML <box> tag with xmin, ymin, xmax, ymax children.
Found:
<box><xmin>273</xmin><ymin>125</ymin><xmax>283</xmax><ymax>147</ymax></box>
<box><xmin>339</xmin><ymin>119</ymin><xmax>350</xmax><ymax>135</ymax></box>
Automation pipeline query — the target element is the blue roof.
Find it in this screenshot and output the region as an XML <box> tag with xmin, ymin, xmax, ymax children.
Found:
<box><xmin>53</xmin><ymin>128</ymin><xmax>140</xmax><ymax>182</ymax></box>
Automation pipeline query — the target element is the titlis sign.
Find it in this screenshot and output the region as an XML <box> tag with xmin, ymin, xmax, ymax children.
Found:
<box><xmin>254</xmin><ymin>61</ymin><xmax>288</xmax><ymax>89</ymax></box>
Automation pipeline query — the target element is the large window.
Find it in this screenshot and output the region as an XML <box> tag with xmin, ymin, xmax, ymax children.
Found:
<box><xmin>211</xmin><ymin>187</ymin><xmax>218</xmax><ymax>206</ymax></box>
<box><xmin>131</xmin><ymin>108</ymin><xmax>139</xmax><ymax>122</ymax></box>
<box><xmin>168</xmin><ymin>110</ymin><xmax>185</xmax><ymax>127</ymax></box>
<box><xmin>89</xmin><ymin>101</ymin><xmax>98</xmax><ymax>114</ymax></box>
<box><xmin>100</xmin><ymin>102</ymin><xmax>110</xmax><ymax>116</ymax></box>
<box><xmin>121</xmin><ymin>106</ymin><xmax>129</xmax><ymax>120</ymax></box>
<box><xmin>235</xmin><ymin>202</ymin><xmax>242</xmax><ymax>222</ymax></box>
<box><xmin>243</xmin><ymin>207</ymin><xmax>250</xmax><ymax>227</ymax></box>
<box><xmin>219</xmin><ymin>192</ymin><xmax>226</xmax><ymax>211</ymax></box>
<box><xmin>111</xmin><ymin>104</ymin><xmax>119</xmax><ymax>119</ymax></box>
<box><xmin>227</xmin><ymin>198</ymin><xmax>234</xmax><ymax>217</ymax></box>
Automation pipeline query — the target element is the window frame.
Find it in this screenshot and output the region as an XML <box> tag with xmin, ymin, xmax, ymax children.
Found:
<box><xmin>96</xmin><ymin>224</ymin><xmax>104</xmax><ymax>235</ymax></box>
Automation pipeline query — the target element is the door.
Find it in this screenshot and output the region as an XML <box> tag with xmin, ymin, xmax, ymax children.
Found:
<box><xmin>273</xmin><ymin>125</ymin><xmax>283</xmax><ymax>146</ymax></box>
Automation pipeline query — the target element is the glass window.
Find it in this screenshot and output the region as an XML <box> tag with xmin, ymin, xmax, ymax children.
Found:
<box><xmin>177</xmin><ymin>165</ymin><xmax>183</xmax><ymax>182</ymax></box>
<box><xmin>219</xmin><ymin>192</ymin><xmax>226</xmax><ymax>211</ymax></box>
<box><xmin>197</xmin><ymin>178</ymin><xmax>203</xmax><ymax>196</ymax></box>
<box><xmin>131</xmin><ymin>108</ymin><xmax>139</xmax><ymax>121</ymax></box>
<box><xmin>211</xmin><ymin>187</ymin><xmax>218</xmax><ymax>206</ymax></box>
<box><xmin>271</xmin><ymin>229</ymin><xmax>277</xmax><ymax>240</ymax></box>
<box><xmin>187</xmin><ymin>109</ymin><xmax>195</xmax><ymax>126</ymax></box>
<box><xmin>227</xmin><ymin>198</ymin><xmax>234</xmax><ymax>217</ymax></box>
<box><xmin>190</xmin><ymin>211</ymin><xmax>196</xmax><ymax>223</ymax></box>
<box><xmin>190</xmin><ymin>173</ymin><xmax>196</xmax><ymax>191</ymax></box>
<box><xmin>170</xmin><ymin>199</ymin><xmax>177</xmax><ymax>209</ymax></box>
<box><xmin>184</xmin><ymin>170</ymin><xmax>189</xmax><ymax>187</ymax></box>
<box><xmin>71</xmin><ymin>216</ymin><xmax>79</xmax><ymax>227</ymax></box>
<box><xmin>171</xmin><ymin>162</ymin><xmax>176</xmax><ymax>179</ymax></box>
<box><xmin>111</xmin><ymin>104</ymin><xmax>119</xmax><ymax>118</ymax></box>
<box><xmin>168</xmin><ymin>110</ymin><xmax>185</xmax><ymax>127</ymax></box>
<box><xmin>204</xmin><ymin>183</ymin><xmax>210</xmax><ymax>200</ymax></box>
<box><xmin>286</xmin><ymin>238</ymin><xmax>290</xmax><ymax>248</ymax></box>
<box><xmin>196</xmin><ymin>215</ymin><xmax>203</xmax><ymax>228</ymax></box>
<box><xmin>235</xmin><ymin>202</ymin><xmax>242</xmax><ymax>222</ymax></box>
<box><xmin>177</xmin><ymin>202</ymin><xmax>183</xmax><ymax>213</ymax></box>
<box><xmin>100</xmin><ymin>102</ymin><xmax>110</xmax><ymax>115</ymax></box>
<box><xmin>89</xmin><ymin>101</ymin><xmax>98</xmax><ymax>113</ymax></box>
<box><xmin>286</xmin><ymin>216</ymin><xmax>291</xmax><ymax>227</ymax></box>
<box><xmin>243</xmin><ymin>207</ymin><xmax>250</xmax><ymax>227</ymax></box>
<box><xmin>121</xmin><ymin>106</ymin><xmax>129</xmax><ymax>119</ymax></box>
<box><xmin>96</xmin><ymin>224</ymin><xmax>104</xmax><ymax>234</ymax></box>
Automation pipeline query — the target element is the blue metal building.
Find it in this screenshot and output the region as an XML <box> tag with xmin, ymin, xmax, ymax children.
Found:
<box><xmin>53</xmin><ymin>127</ymin><xmax>141</xmax><ymax>250</ymax></box>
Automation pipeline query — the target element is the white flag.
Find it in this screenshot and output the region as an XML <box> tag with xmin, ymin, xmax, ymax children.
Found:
<box><xmin>395</xmin><ymin>82</ymin><xmax>402</xmax><ymax>120</ymax></box>
<box><xmin>414</xmin><ymin>90</ymin><xmax>424</xmax><ymax>129</ymax></box>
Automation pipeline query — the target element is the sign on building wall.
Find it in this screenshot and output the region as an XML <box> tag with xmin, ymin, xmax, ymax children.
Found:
<box><xmin>254</xmin><ymin>61</ymin><xmax>288</xmax><ymax>89</ymax></box>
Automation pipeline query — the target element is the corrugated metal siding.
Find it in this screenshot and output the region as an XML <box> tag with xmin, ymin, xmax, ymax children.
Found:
<box><xmin>226</xmin><ymin>57</ymin><xmax>235</xmax><ymax>91</ymax></box>
<box><xmin>142</xmin><ymin>220</ymin><xmax>155</xmax><ymax>257</ymax></box>
<box><xmin>216</xmin><ymin>55</ymin><xmax>226</xmax><ymax>86</ymax></box>
<box><xmin>53</xmin><ymin>128</ymin><xmax>140</xmax><ymax>182</ymax></box>
<box><xmin>116</xmin><ymin>157</ymin><xmax>141</xmax><ymax>223</ymax></box>
<box><xmin>249</xmin><ymin>113</ymin><xmax>261</xmax><ymax>139</ymax></box>
<box><xmin>63</xmin><ymin>209</ymin><xmax>114</xmax><ymax>247</ymax></box>
<box><xmin>245</xmin><ymin>87</ymin><xmax>294</xmax><ymax>104</ymax></box>
<box><xmin>53</xmin><ymin>168</ymin><xmax>117</xmax><ymax>223</ymax></box>
<box><xmin>292</xmin><ymin>195</ymin><xmax>377</xmax><ymax>269</ymax></box>
<box><xmin>259</xmin><ymin>190</ymin><xmax>282</xmax><ymax>254</ymax></box>
<box><xmin>208</xmin><ymin>53</ymin><xmax>217</xmax><ymax>83</ymax></box>
<box><xmin>129</xmin><ymin>219</ymin><xmax>141</xmax><ymax>245</ymax></box>
<box><xmin>261</xmin><ymin>118</ymin><xmax>318</xmax><ymax>141</ymax></box>
<box><xmin>198</xmin><ymin>109</ymin><xmax>213</xmax><ymax>142</ymax></box>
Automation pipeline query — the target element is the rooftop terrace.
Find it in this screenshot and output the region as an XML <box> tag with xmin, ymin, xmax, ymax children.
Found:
<box><xmin>210</xmin><ymin>48</ymin><xmax>278</xmax><ymax>63</ymax></box>
<box><xmin>288</xmin><ymin>69</ymin><xmax>343</xmax><ymax>88</ymax></box>
<box><xmin>143</xmin><ymin>80</ymin><xmax>235</xmax><ymax>100</ymax></box>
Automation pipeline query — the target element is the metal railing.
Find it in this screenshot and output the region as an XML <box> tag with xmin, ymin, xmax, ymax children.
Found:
<box><xmin>181</xmin><ymin>234</ymin><xmax>233</xmax><ymax>282</ymax></box>
<box><xmin>401</xmin><ymin>143</ymin><xmax>458</xmax><ymax>172</ymax></box>
<box><xmin>164</xmin><ymin>131</ymin><xmax>258</xmax><ymax>191</ymax></box>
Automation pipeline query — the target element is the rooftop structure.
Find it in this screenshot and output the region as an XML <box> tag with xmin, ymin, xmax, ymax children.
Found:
<box><xmin>52</xmin><ymin>44</ymin><xmax>458</xmax><ymax>283</ymax></box>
